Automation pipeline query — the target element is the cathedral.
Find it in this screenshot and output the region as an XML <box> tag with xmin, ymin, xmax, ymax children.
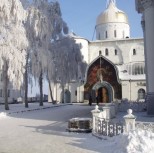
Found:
<box><xmin>49</xmin><ymin>0</ymin><xmax>146</xmax><ymax>103</ymax></box>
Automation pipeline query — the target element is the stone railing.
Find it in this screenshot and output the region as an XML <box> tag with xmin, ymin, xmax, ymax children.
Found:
<box><xmin>92</xmin><ymin>116</ymin><xmax>124</xmax><ymax>137</ymax></box>
<box><xmin>91</xmin><ymin>106</ymin><xmax>138</xmax><ymax>138</ymax></box>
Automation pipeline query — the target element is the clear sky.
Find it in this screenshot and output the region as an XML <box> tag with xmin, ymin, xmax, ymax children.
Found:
<box><xmin>58</xmin><ymin>0</ymin><xmax>143</xmax><ymax>40</ymax></box>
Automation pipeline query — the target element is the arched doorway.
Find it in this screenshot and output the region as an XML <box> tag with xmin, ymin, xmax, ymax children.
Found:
<box><xmin>98</xmin><ymin>87</ymin><xmax>109</xmax><ymax>103</ymax></box>
<box><xmin>84</xmin><ymin>56</ymin><xmax>121</xmax><ymax>102</ymax></box>
<box><xmin>60</xmin><ymin>89</ymin><xmax>71</xmax><ymax>103</ymax></box>
<box><xmin>93</xmin><ymin>81</ymin><xmax>113</xmax><ymax>103</ymax></box>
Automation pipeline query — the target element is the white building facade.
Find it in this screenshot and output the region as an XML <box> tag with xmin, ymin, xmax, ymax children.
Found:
<box><xmin>49</xmin><ymin>0</ymin><xmax>146</xmax><ymax>103</ymax></box>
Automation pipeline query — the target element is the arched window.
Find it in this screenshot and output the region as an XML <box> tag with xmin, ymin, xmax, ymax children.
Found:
<box><xmin>98</xmin><ymin>33</ymin><xmax>101</xmax><ymax>40</ymax></box>
<box><xmin>138</xmin><ymin>89</ymin><xmax>145</xmax><ymax>100</ymax></box>
<box><xmin>105</xmin><ymin>31</ymin><xmax>108</xmax><ymax>38</ymax></box>
<box><xmin>99</xmin><ymin>50</ymin><xmax>102</xmax><ymax>55</ymax></box>
<box><xmin>114</xmin><ymin>30</ymin><xmax>117</xmax><ymax>38</ymax></box>
<box><xmin>105</xmin><ymin>48</ymin><xmax>109</xmax><ymax>56</ymax></box>
<box><xmin>115</xmin><ymin>49</ymin><xmax>117</xmax><ymax>55</ymax></box>
<box><xmin>133</xmin><ymin>49</ymin><xmax>136</xmax><ymax>55</ymax></box>
<box><xmin>0</xmin><ymin>89</ymin><xmax>2</xmax><ymax>97</ymax></box>
<box><xmin>0</xmin><ymin>73</ymin><xmax>2</xmax><ymax>82</ymax></box>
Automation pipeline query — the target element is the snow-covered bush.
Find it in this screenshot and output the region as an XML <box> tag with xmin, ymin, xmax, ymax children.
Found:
<box><xmin>111</xmin><ymin>130</ymin><xmax>154</xmax><ymax>153</ymax></box>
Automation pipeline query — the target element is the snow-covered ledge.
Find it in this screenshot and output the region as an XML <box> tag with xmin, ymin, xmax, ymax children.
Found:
<box><xmin>123</xmin><ymin>109</ymin><xmax>136</xmax><ymax>133</ymax></box>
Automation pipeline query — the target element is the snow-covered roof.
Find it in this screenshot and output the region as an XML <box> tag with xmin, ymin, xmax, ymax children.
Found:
<box><xmin>67</xmin><ymin>32</ymin><xmax>89</xmax><ymax>42</ymax></box>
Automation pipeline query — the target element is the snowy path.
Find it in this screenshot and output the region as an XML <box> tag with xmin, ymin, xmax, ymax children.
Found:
<box><xmin>0</xmin><ymin>104</ymin><xmax>107</xmax><ymax>153</ymax></box>
<box><xmin>0</xmin><ymin>103</ymin><xmax>154</xmax><ymax>153</ymax></box>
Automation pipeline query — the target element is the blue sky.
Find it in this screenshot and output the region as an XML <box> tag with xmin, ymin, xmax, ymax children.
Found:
<box><xmin>58</xmin><ymin>0</ymin><xmax>143</xmax><ymax>40</ymax></box>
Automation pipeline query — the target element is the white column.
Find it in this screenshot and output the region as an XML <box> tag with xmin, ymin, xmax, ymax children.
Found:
<box><xmin>123</xmin><ymin>109</ymin><xmax>136</xmax><ymax>133</ymax></box>
<box><xmin>136</xmin><ymin>0</ymin><xmax>154</xmax><ymax>115</ymax></box>
<box><xmin>91</xmin><ymin>105</ymin><xmax>101</xmax><ymax>133</ymax></box>
<box><xmin>144</xmin><ymin>3</ymin><xmax>154</xmax><ymax>92</ymax></box>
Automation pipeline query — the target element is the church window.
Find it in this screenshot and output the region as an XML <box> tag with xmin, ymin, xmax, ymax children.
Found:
<box><xmin>99</xmin><ymin>50</ymin><xmax>102</xmax><ymax>55</ymax></box>
<box><xmin>105</xmin><ymin>31</ymin><xmax>108</xmax><ymax>38</ymax></box>
<box><xmin>138</xmin><ymin>89</ymin><xmax>145</xmax><ymax>100</ymax></box>
<box><xmin>115</xmin><ymin>49</ymin><xmax>117</xmax><ymax>55</ymax></box>
<box><xmin>133</xmin><ymin>49</ymin><xmax>136</xmax><ymax>55</ymax></box>
<box><xmin>0</xmin><ymin>73</ymin><xmax>3</xmax><ymax>82</ymax></box>
<box><xmin>105</xmin><ymin>48</ymin><xmax>109</xmax><ymax>56</ymax></box>
<box><xmin>75</xmin><ymin>90</ymin><xmax>77</xmax><ymax>96</ymax></box>
<box><xmin>132</xmin><ymin>63</ymin><xmax>145</xmax><ymax>75</ymax></box>
<box><xmin>0</xmin><ymin>89</ymin><xmax>2</xmax><ymax>97</ymax></box>
<box><xmin>114</xmin><ymin>30</ymin><xmax>117</xmax><ymax>38</ymax></box>
<box><xmin>98</xmin><ymin>33</ymin><xmax>101</xmax><ymax>40</ymax></box>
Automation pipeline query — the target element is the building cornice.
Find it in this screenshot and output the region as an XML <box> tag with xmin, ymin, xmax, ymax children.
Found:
<box><xmin>136</xmin><ymin>0</ymin><xmax>154</xmax><ymax>13</ymax></box>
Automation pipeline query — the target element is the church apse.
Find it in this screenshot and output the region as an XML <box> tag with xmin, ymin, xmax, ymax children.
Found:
<box><xmin>84</xmin><ymin>57</ymin><xmax>122</xmax><ymax>103</ymax></box>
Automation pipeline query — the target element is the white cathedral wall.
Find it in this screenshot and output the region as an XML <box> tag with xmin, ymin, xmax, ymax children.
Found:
<box><xmin>96</xmin><ymin>23</ymin><xmax>130</xmax><ymax>40</ymax></box>
<box><xmin>121</xmin><ymin>80</ymin><xmax>146</xmax><ymax>101</ymax></box>
<box><xmin>114</xmin><ymin>39</ymin><xmax>144</xmax><ymax>64</ymax></box>
<box><xmin>87</xmin><ymin>38</ymin><xmax>145</xmax><ymax>101</ymax></box>
<box><xmin>69</xmin><ymin>82</ymin><xmax>78</xmax><ymax>102</ymax></box>
<box><xmin>75</xmin><ymin>38</ymin><xmax>89</xmax><ymax>63</ymax></box>
<box><xmin>48</xmin><ymin>38</ymin><xmax>145</xmax><ymax>103</ymax></box>
<box><xmin>48</xmin><ymin>82</ymin><xmax>79</xmax><ymax>103</ymax></box>
<box><xmin>88</xmin><ymin>38</ymin><xmax>144</xmax><ymax>66</ymax></box>
<box><xmin>89</xmin><ymin>41</ymin><xmax>123</xmax><ymax>65</ymax></box>
<box><xmin>48</xmin><ymin>82</ymin><xmax>61</xmax><ymax>103</ymax></box>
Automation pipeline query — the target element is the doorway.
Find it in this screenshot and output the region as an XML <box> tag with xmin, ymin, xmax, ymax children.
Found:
<box><xmin>97</xmin><ymin>87</ymin><xmax>109</xmax><ymax>103</ymax></box>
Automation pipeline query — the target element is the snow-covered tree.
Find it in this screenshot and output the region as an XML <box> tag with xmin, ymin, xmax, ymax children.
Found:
<box><xmin>48</xmin><ymin>35</ymin><xmax>87</xmax><ymax>103</ymax></box>
<box><xmin>25</xmin><ymin>0</ymin><xmax>68</xmax><ymax>106</ymax></box>
<box><xmin>0</xmin><ymin>0</ymin><xmax>28</xmax><ymax>110</ymax></box>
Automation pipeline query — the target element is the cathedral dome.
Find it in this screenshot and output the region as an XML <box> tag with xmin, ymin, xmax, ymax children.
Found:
<box><xmin>96</xmin><ymin>1</ymin><xmax>129</xmax><ymax>25</ymax></box>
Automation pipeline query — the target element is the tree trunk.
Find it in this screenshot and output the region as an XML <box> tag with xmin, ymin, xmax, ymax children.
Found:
<box><xmin>3</xmin><ymin>59</ymin><xmax>9</xmax><ymax>110</ymax></box>
<box><xmin>62</xmin><ymin>85</ymin><xmax>64</xmax><ymax>103</ymax></box>
<box><xmin>47</xmin><ymin>78</ymin><xmax>54</xmax><ymax>103</ymax></box>
<box><xmin>39</xmin><ymin>70</ymin><xmax>43</xmax><ymax>106</ymax></box>
<box><xmin>24</xmin><ymin>55</ymin><xmax>29</xmax><ymax>108</ymax></box>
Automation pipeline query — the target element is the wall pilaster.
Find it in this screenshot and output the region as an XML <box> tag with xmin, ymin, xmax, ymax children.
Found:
<box><xmin>136</xmin><ymin>0</ymin><xmax>154</xmax><ymax>115</ymax></box>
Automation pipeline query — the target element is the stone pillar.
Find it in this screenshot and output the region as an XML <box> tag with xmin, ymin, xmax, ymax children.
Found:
<box><xmin>91</xmin><ymin>105</ymin><xmax>100</xmax><ymax>133</ymax></box>
<box><xmin>123</xmin><ymin>109</ymin><xmax>136</xmax><ymax>133</ymax></box>
<box><xmin>136</xmin><ymin>0</ymin><xmax>154</xmax><ymax>115</ymax></box>
<box><xmin>102</xmin><ymin>106</ymin><xmax>111</xmax><ymax>120</ymax></box>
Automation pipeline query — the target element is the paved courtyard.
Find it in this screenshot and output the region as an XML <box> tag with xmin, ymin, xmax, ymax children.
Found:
<box><xmin>0</xmin><ymin>103</ymin><xmax>105</xmax><ymax>153</ymax></box>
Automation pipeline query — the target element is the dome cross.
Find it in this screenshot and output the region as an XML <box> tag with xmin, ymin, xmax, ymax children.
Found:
<box><xmin>106</xmin><ymin>0</ymin><xmax>116</xmax><ymax>8</ymax></box>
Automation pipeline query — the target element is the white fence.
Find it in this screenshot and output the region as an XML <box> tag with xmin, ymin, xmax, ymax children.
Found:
<box><xmin>93</xmin><ymin>116</ymin><xmax>124</xmax><ymax>137</ymax></box>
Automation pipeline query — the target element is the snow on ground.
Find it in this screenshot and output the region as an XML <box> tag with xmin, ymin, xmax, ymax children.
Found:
<box><xmin>0</xmin><ymin>112</ymin><xmax>7</xmax><ymax>118</ymax></box>
<box><xmin>0</xmin><ymin>103</ymin><xmax>154</xmax><ymax>153</ymax></box>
